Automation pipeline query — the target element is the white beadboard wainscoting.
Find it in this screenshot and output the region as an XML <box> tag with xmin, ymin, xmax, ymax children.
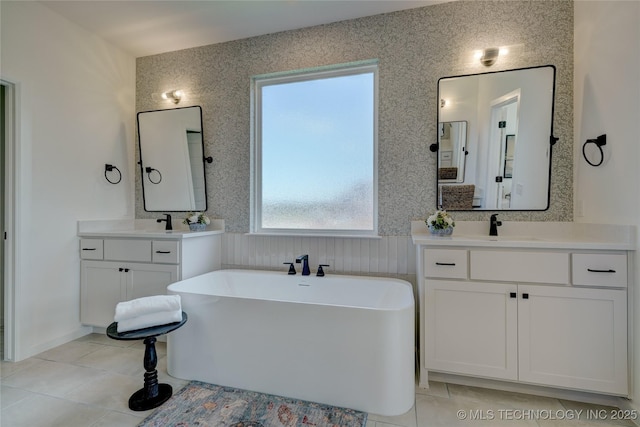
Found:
<box><xmin>221</xmin><ymin>233</ymin><xmax>416</xmax><ymax>276</ymax></box>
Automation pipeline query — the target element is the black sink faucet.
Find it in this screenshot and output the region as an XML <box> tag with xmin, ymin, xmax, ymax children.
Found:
<box><xmin>489</xmin><ymin>213</ymin><xmax>502</xmax><ymax>236</ymax></box>
<box><xmin>157</xmin><ymin>213</ymin><xmax>172</xmax><ymax>231</ymax></box>
<box><xmin>296</xmin><ymin>254</ymin><xmax>310</xmax><ymax>276</ymax></box>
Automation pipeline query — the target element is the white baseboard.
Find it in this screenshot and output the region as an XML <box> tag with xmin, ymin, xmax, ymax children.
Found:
<box><xmin>428</xmin><ymin>371</ymin><xmax>630</xmax><ymax>408</ymax></box>
<box><xmin>21</xmin><ymin>325</ymin><xmax>93</xmax><ymax>361</ymax></box>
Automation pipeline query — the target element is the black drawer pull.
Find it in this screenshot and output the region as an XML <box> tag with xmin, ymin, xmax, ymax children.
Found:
<box><xmin>510</xmin><ymin>292</ymin><xmax>517</xmax><ymax>298</ymax></box>
<box><xmin>82</xmin><ymin>248</ymin><xmax>97</xmax><ymax>251</ymax></box>
<box><xmin>522</xmin><ymin>293</ymin><xmax>529</xmax><ymax>299</ymax></box>
<box><xmin>587</xmin><ymin>268</ymin><xmax>616</xmax><ymax>273</ymax></box>
<box><xmin>435</xmin><ymin>262</ymin><xmax>456</xmax><ymax>266</ymax></box>
<box><xmin>156</xmin><ymin>250</ymin><xmax>171</xmax><ymax>254</ymax></box>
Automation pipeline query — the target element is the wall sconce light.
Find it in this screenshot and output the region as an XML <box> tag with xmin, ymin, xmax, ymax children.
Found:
<box><xmin>472</xmin><ymin>45</ymin><xmax>519</xmax><ymax>67</ymax></box>
<box><xmin>440</xmin><ymin>99</ymin><xmax>449</xmax><ymax>108</ymax></box>
<box><xmin>479</xmin><ymin>47</ymin><xmax>500</xmax><ymax>66</ymax></box>
<box><xmin>161</xmin><ymin>90</ymin><xmax>183</xmax><ymax>104</ymax></box>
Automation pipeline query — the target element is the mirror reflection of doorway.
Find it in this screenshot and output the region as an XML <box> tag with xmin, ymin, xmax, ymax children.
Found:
<box><xmin>504</xmin><ymin>135</ymin><xmax>516</xmax><ymax>178</ymax></box>
<box><xmin>438</xmin><ymin>121</ymin><xmax>468</xmax><ymax>183</ymax></box>
<box><xmin>488</xmin><ymin>91</ymin><xmax>519</xmax><ymax>209</ymax></box>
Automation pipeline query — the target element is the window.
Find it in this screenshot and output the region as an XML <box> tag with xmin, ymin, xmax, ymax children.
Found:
<box><xmin>252</xmin><ymin>62</ymin><xmax>378</xmax><ymax>236</ymax></box>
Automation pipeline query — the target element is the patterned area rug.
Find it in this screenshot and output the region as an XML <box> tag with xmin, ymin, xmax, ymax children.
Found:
<box><xmin>137</xmin><ymin>381</ymin><xmax>367</xmax><ymax>427</ymax></box>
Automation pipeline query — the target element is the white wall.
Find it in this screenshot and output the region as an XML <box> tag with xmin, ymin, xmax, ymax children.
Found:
<box><xmin>0</xmin><ymin>1</ymin><xmax>135</xmax><ymax>360</ymax></box>
<box><xmin>574</xmin><ymin>1</ymin><xmax>640</xmax><ymax>223</ymax></box>
<box><xmin>573</xmin><ymin>0</ymin><xmax>640</xmax><ymax>408</ymax></box>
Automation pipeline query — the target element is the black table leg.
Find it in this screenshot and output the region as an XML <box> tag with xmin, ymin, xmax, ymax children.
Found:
<box><xmin>128</xmin><ymin>336</ymin><xmax>173</xmax><ymax>411</ymax></box>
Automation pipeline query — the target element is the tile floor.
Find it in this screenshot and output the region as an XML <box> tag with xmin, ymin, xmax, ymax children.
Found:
<box><xmin>0</xmin><ymin>334</ymin><xmax>636</xmax><ymax>427</ymax></box>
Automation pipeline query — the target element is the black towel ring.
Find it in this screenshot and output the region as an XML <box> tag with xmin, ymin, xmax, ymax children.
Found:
<box><xmin>582</xmin><ymin>134</ymin><xmax>607</xmax><ymax>167</ymax></box>
<box><xmin>145</xmin><ymin>166</ymin><xmax>162</xmax><ymax>184</ymax></box>
<box><xmin>104</xmin><ymin>164</ymin><xmax>122</xmax><ymax>184</ymax></box>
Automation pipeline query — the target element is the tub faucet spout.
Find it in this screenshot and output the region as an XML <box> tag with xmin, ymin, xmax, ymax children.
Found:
<box><xmin>296</xmin><ymin>254</ymin><xmax>310</xmax><ymax>276</ymax></box>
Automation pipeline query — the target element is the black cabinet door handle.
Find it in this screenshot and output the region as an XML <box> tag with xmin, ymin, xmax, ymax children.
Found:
<box><xmin>82</xmin><ymin>248</ymin><xmax>97</xmax><ymax>251</ymax></box>
<box><xmin>587</xmin><ymin>268</ymin><xmax>616</xmax><ymax>273</ymax></box>
<box><xmin>435</xmin><ymin>262</ymin><xmax>456</xmax><ymax>266</ymax></box>
<box><xmin>522</xmin><ymin>293</ymin><xmax>529</xmax><ymax>299</ymax></box>
<box><xmin>510</xmin><ymin>292</ymin><xmax>517</xmax><ymax>298</ymax></box>
<box><xmin>156</xmin><ymin>250</ymin><xmax>171</xmax><ymax>254</ymax></box>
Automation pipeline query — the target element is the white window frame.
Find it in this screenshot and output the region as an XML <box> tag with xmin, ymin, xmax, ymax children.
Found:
<box><xmin>251</xmin><ymin>61</ymin><xmax>379</xmax><ymax>237</ymax></box>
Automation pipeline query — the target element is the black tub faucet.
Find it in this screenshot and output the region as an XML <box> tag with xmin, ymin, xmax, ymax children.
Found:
<box><xmin>157</xmin><ymin>213</ymin><xmax>172</xmax><ymax>231</ymax></box>
<box><xmin>283</xmin><ymin>262</ymin><xmax>297</xmax><ymax>275</ymax></box>
<box><xmin>296</xmin><ymin>254</ymin><xmax>310</xmax><ymax>276</ymax></box>
<box><xmin>489</xmin><ymin>213</ymin><xmax>502</xmax><ymax>236</ymax></box>
<box><xmin>317</xmin><ymin>264</ymin><xmax>330</xmax><ymax>277</ymax></box>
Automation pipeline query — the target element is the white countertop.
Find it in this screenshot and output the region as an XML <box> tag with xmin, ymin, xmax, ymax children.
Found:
<box><xmin>411</xmin><ymin>221</ymin><xmax>636</xmax><ymax>250</ymax></box>
<box><xmin>78</xmin><ymin>219</ymin><xmax>225</xmax><ymax>239</ymax></box>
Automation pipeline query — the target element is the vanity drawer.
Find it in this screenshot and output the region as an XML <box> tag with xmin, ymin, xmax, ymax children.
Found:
<box><xmin>103</xmin><ymin>239</ymin><xmax>152</xmax><ymax>262</ymax></box>
<box><xmin>152</xmin><ymin>240</ymin><xmax>180</xmax><ymax>264</ymax></box>
<box><xmin>424</xmin><ymin>249</ymin><xmax>467</xmax><ymax>279</ymax></box>
<box><xmin>79</xmin><ymin>239</ymin><xmax>103</xmax><ymax>260</ymax></box>
<box><xmin>572</xmin><ymin>253</ymin><xmax>627</xmax><ymax>288</ymax></box>
<box><xmin>470</xmin><ymin>250</ymin><xmax>569</xmax><ymax>284</ymax></box>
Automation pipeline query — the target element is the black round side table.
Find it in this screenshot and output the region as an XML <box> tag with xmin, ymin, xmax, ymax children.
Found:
<box><xmin>106</xmin><ymin>311</ymin><xmax>187</xmax><ymax>411</ymax></box>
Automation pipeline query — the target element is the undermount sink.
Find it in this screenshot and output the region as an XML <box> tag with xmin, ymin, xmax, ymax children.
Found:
<box><xmin>456</xmin><ymin>235</ymin><xmax>543</xmax><ymax>242</ymax></box>
<box><xmin>124</xmin><ymin>228</ymin><xmax>174</xmax><ymax>234</ymax></box>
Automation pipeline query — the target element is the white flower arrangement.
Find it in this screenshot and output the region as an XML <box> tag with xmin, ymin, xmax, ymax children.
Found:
<box><xmin>426</xmin><ymin>210</ymin><xmax>455</xmax><ymax>230</ymax></box>
<box><xmin>183</xmin><ymin>212</ymin><xmax>211</xmax><ymax>225</ymax></box>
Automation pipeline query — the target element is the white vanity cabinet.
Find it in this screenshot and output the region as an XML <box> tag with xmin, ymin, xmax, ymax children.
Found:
<box><xmin>79</xmin><ymin>232</ymin><xmax>221</xmax><ymax>327</ymax></box>
<box><xmin>420</xmin><ymin>243</ymin><xmax>631</xmax><ymax>396</ymax></box>
<box><xmin>426</xmin><ymin>279</ymin><xmax>518</xmax><ymax>380</ymax></box>
<box><xmin>80</xmin><ymin>260</ymin><xmax>178</xmax><ymax>327</ymax></box>
<box><xmin>517</xmin><ymin>284</ymin><xmax>627</xmax><ymax>394</ymax></box>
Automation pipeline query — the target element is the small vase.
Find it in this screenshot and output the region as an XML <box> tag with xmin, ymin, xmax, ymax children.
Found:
<box><xmin>189</xmin><ymin>223</ymin><xmax>206</xmax><ymax>232</ymax></box>
<box><xmin>428</xmin><ymin>225</ymin><xmax>453</xmax><ymax>236</ymax></box>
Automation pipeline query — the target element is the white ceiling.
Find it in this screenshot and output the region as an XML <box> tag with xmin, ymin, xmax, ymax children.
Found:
<box><xmin>40</xmin><ymin>0</ymin><xmax>450</xmax><ymax>58</ymax></box>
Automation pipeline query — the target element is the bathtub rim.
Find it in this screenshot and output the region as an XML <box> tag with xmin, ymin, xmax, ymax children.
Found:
<box><xmin>167</xmin><ymin>268</ymin><xmax>415</xmax><ymax>312</ymax></box>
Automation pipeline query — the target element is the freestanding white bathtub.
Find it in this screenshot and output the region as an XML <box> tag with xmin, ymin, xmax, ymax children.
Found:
<box><xmin>166</xmin><ymin>269</ymin><xmax>415</xmax><ymax>416</ymax></box>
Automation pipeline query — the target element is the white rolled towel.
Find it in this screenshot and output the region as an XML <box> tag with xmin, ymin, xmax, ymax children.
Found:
<box><xmin>114</xmin><ymin>295</ymin><xmax>181</xmax><ymax>322</ymax></box>
<box><xmin>117</xmin><ymin>309</ymin><xmax>183</xmax><ymax>333</ymax></box>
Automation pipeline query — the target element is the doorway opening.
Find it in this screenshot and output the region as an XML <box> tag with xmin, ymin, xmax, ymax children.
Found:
<box><xmin>1</xmin><ymin>84</ymin><xmax>5</xmax><ymax>360</ymax></box>
<box><xmin>1</xmin><ymin>79</ymin><xmax>16</xmax><ymax>361</ymax></box>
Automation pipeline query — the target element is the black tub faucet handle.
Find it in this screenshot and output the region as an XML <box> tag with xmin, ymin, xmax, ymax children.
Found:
<box><xmin>317</xmin><ymin>264</ymin><xmax>330</xmax><ymax>277</ymax></box>
<box><xmin>283</xmin><ymin>262</ymin><xmax>296</xmax><ymax>275</ymax></box>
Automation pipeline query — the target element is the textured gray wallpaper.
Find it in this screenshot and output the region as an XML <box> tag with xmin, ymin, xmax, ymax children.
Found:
<box><xmin>136</xmin><ymin>0</ymin><xmax>573</xmax><ymax>235</ymax></box>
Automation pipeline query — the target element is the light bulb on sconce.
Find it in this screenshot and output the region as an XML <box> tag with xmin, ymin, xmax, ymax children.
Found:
<box><xmin>475</xmin><ymin>46</ymin><xmax>510</xmax><ymax>67</ymax></box>
<box><xmin>440</xmin><ymin>98</ymin><xmax>449</xmax><ymax>108</ymax></box>
<box><xmin>479</xmin><ymin>47</ymin><xmax>500</xmax><ymax>66</ymax></box>
<box><xmin>472</xmin><ymin>44</ymin><xmax>519</xmax><ymax>67</ymax></box>
<box><xmin>161</xmin><ymin>89</ymin><xmax>183</xmax><ymax>104</ymax></box>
